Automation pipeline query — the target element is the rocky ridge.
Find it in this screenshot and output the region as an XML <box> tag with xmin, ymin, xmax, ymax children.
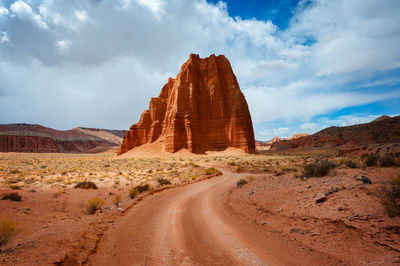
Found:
<box><xmin>0</xmin><ymin>124</ymin><xmax>126</xmax><ymax>153</ymax></box>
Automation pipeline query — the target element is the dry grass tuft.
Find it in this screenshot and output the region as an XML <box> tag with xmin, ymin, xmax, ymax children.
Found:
<box><xmin>377</xmin><ymin>175</ymin><xmax>400</xmax><ymax>217</ymax></box>
<box><xmin>302</xmin><ymin>160</ymin><xmax>337</xmax><ymax>178</ymax></box>
<box><xmin>0</xmin><ymin>219</ymin><xmax>17</xmax><ymax>246</ymax></box>
<box><xmin>87</xmin><ymin>197</ymin><xmax>104</xmax><ymax>214</ymax></box>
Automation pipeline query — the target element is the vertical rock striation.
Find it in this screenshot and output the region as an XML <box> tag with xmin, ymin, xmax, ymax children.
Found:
<box><xmin>119</xmin><ymin>54</ymin><xmax>255</xmax><ymax>154</ymax></box>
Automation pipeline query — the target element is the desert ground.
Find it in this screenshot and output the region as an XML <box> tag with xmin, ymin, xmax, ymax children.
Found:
<box><xmin>0</xmin><ymin>151</ymin><xmax>400</xmax><ymax>265</ymax></box>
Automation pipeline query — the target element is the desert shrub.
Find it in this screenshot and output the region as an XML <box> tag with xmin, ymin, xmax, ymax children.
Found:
<box><xmin>341</xmin><ymin>158</ymin><xmax>359</xmax><ymax>168</ymax></box>
<box><xmin>302</xmin><ymin>160</ymin><xmax>337</xmax><ymax>178</ymax></box>
<box><xmin>0</xmin><ymin>219</ymin><xmax>17</xmax><ymax>246</ymax></box>
<box><xmin>8</xmin><ymin>170</ymin><xmax>20</xmax><ymax>174</ymax></box>
<box><xmin>377</xmin><ymin>175</ymin><xmax>400</xmax><ymax>217</ymax></box>
<box><xmin>74</xmin><ymin>181</ymin><xmax>97</xmax><ymax>189</ymax></box>
<box><xmin>112</xmin><ymin>194</ymin><xmax>122</xmax><ymax>207</ymax></box>
<box><xmin>129</xmin><ymin>187</ymin><xmax>139</xmax><ymax>199</ymax></box>
<box><xmin>136</xmin><ymin>184</ymin><xmax>150</xmax><ymax>193</ymax></box>
<box><xmin>235</xmin><ymin>165</ymin><xmax>245</xmax><ymax>173</ymax></box>
<box><xmin>205</xmin><ymin>167</ymin><xmax>221</xmax><ymax>176</ymax></box>
<box><xmin>4</xmin><ymin>176</ymin><xmax>22</xmax><ymax>184</ymax></box>
<box><xmin>237</xmin><ymin>179</ymin><xmax>248</xmax><ymax>188</ymax></box>
<box><xmin>379</xmin><ymin>155</ymin><xmax>399</xmax><ymax>167</ymax></box>
<box><xmin>87</xmin><ymin>197</ymin><xmax>104</xmax><ymax>214</ymax></box>
<box><xmin>157</xmin><ymin>178</ymin><xmax>171</xmax><ymax>185</ymax></box>
<box><xmin>361</xmin><ymin>153</ymin><xmax>399</xmax><ymax>167</ymax></box>
<box><xmin>362</xmin><ymin>153</ymin><xmax>380</xmax><ymax>167</ymax></box>
<box><xmin>1</xmin><ymin>192</ymin><xmax>22</xmax><ymax>201</ymax></box>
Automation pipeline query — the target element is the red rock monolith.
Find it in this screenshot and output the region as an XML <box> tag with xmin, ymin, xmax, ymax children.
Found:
<box><xmin>119</xmin><ymin>54</ymin><xmax>255</xmax><ymax>154</ymax></box>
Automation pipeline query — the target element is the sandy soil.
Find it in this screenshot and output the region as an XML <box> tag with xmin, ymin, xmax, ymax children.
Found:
<box><xmin>1</xmin><ymin>152</ymin><xmax>399</xmax><ymax>265</ymax></box>
<box><xmin>88</xmin><ymin>169</ymin><xmax>332</xmax><ymax>265</ymax></box>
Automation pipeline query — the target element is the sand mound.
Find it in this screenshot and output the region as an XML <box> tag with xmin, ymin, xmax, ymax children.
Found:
<box><xmin>119</xmin><ymin>140</ymin><xmax>247</xmax><ymax>158</ymax></box>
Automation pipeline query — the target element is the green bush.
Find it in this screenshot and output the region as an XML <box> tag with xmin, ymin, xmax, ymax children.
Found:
<box><xmin>302</xmin><ymin>160</ymin><xmax>337</xmax><ymax>178</ymax></box>
<box><xmin>87</xmin><ymin>197</ymin><xmax>104</xmax><ymax>214</ymax></box>
<box><xmin>0</xmin><ymin>219</ymin><xmax>17</xmax><ymax>246</ymax></box>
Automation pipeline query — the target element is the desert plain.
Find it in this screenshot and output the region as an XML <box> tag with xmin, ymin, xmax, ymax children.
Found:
<box><xmin>0</xmin><ymin>149</ymin><xmax>399</xmax><ymax>265</ymax></box>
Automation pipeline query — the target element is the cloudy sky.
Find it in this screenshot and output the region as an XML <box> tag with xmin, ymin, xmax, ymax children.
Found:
<box><xmin>0</xmin><ymin>0</ymin><xmax>399</xmax><ymax>140</ymax></box>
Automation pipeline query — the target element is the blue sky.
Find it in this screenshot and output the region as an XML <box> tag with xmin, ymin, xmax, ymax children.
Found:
<box><xmin>0</xmin><ymin>0</ymin><xmax>399</xmax><ymax>140</ymax></box>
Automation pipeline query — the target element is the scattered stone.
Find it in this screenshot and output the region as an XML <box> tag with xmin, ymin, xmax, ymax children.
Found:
<box><xmin>338</xmin><ymin>207</ymin><xmax>344</xmax><ymax>211</ymax></box>
<box><xmin>262</xmin><ymin>221</ymin><xmax>267</xmax><ymax>225</ymax></box>
<box><xmin>330</xmin><ymin>171</ymin><xmax>337</xmax><ymax>176</ymax></box>
<box><xmin>326</xmin><ymin>187</ymin><xmax>339</xmax><ymax>195</ymax></box>
<box><xmin>298</xmin><ymin>189</ymin><xmax>303</xmax><ymax>193</ymax></box>
<box><xmin>310</xmin><ymin>233</ymin><xmax>316</xmax><ymax>237</ymax></box>
<box><xmin>355</xmin><ymin>175</ymin><xmax>372</xmax><ymax>184</ymax></box>
<box><xmin>277</xmin><ymin>208</ymin><xmax>282</xmax><ymax>213</ymax></box>
<box><xmin>316</xmin><ymin>192</ymin><xmax>327</xmax><ymax>203</ymax></box>
<box><xmin>117</xmin><ymin>208</ymin><xmax>124</xmax><ymax>213</ymax></box>
<box><xmin>361</xmin><ymin>176</ymin><xmax>372</xmax><ymax>184</ymax></box>
<box><xmin>249</xmin><ymin>190</ymin><xmax>254</xmax><ymax>196</ymax></box>
<box><xmin>290</xmin><ymin>228</ymin><xmax>301</xmax><ymax>233</ymax></box>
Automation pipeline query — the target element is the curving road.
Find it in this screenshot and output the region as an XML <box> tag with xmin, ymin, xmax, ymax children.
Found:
<box><xmin>88</xmin><ymin>169</ymin><xmax>327</xmax><ymax>266</ymax></box>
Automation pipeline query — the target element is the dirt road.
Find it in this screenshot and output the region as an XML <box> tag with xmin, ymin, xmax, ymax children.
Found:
<box><xmin>88</xmin><ymin>170</ymin><xmax>331</xmax><ymax>265</ymax></box>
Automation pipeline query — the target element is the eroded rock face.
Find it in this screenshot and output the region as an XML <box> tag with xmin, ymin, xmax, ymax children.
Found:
<box><xmin>0</xmin><ymin>124</ymin><xmax>124</xmax><ymax>153</ymax></box>
<box><xmin>119</xmin><ymin>53</ymin><xmax>255</xmax><ymax>154</ymax></box>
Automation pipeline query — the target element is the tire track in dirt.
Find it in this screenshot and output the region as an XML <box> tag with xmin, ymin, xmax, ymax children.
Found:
<box><xmin>87</xmin><ymin>169</ymin><xmax>326</xmax><ymax>265</ymax></box>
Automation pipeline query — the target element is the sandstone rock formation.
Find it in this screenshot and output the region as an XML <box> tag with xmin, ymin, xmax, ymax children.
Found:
<box><xmin>119</xmin><ymin>54</ymin><xmax>255</xmax><ymax>154</ymax></box>
<box><xmin>270</xmin><ymin>115</ymin><xmax>400</xmax><ymax>155</ymax></box>
<box><xmin>0</xmin><ymin>124</ymin><xmax>126</xmax><ymax>153</ymax></box>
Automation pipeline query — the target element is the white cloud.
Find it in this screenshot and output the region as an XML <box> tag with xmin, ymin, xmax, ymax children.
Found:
<box><xmin>56</xmin><ymin>39</ymin><xmax>70</xmax><ymax>53</ymax></box>
<box><xmin>0</xmin><ymin>0</ymin><xmax>399</xmax><ymax>135</ymax></box>
<box><xmin>10</xmin><ymin>1</ymin><xmax>49</xmax><ymax>29</ymax></box>
<box><xmin>0</xmin><ymin>31</ymin><xmax>10</xmax><ymax>43</ymax></box>
<box><xmin>75</xmin><ymin>10</ymin><xmax>87</xmax><ymax>22</ymax></box>
<box><xmin>136</xmin><ymin>0</ymin><xmax>164</xmax><ymax>17</ymax></box>
<box><xmin>0</xmin><ymin>6</ymin><xmax>9</xmax><ymax>16</ymax></box>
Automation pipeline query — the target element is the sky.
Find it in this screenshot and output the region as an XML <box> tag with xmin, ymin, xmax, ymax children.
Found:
<box><xmin>0</xmin><ymin>0</ymin><xmax>399</xmax><ymax>140</ymax></box>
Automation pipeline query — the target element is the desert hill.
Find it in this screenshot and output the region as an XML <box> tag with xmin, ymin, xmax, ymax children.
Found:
<box><xmin>0</xmin><ymin>123</ymin><xmax>126</xmax><ymax>153</ymax></box>
<box><xmin>119</xmin><ymin>53</ymin><xmax>255</xmax><ymax>155</ymax></box>
<box><xmin>270</xmin><ymin>115</ymin><xmax>400</xmax><ymax>155</ymax></box>
<box><xmin>256</xmin><ymin>134</ymin><xmax>309</xmax><ymax>151</ymax></box>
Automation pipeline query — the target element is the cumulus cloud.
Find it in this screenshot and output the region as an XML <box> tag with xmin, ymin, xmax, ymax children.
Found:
<box><xmin>0</xmin><ymin>0</ymin><xmax>399</xmax><ymax>138</ymax></box>
<box><xmin>10</xmin><ymin>0</ymin><xmax>49</xmax><ymax>29</ymax></box>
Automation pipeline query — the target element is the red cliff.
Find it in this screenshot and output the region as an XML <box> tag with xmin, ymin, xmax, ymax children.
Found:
<box><xmin>119</xmin><ymin>54</ymin><xmax>255</xmax><ymax>154</ymax></box>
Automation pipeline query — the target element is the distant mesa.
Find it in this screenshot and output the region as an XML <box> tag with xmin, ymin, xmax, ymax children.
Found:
<box><xmin>270</xmin><ymin>115</ymin><xmax>400</xmax><ymax>155</ymax></box>
<box><xmin>0</xmin><ymin>123</ymin><xmax>126</xmax><ymax>153</ymax></box>
<box><xmin>119</xmin><ymin>53</ymin><xmax>255</xmax><ymax>155</ymax></box>
<box><xmin>256</xmin><ymin>133</ymin><xmax>309</xmax><ymax>151</ymax></box>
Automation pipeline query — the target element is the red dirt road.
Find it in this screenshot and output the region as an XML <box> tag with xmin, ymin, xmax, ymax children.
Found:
<box><xmin>88</xmin><ymin>170</ymin><xmax>332</xmax><ymax>265</ymax></box>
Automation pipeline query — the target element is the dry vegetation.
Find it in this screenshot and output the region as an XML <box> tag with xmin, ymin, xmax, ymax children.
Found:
<box><xmin>0</xmin><ymin>153</ymin><xmax>226</xmax><ymax>191</ymax></box>
<box><xmin>0</xmin><ymin>151</ymin><xmax>399</xmax><ymax>264</ymax></box>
